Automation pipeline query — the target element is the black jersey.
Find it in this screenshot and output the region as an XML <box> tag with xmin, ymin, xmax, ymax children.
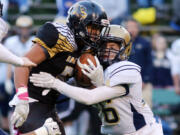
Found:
<box><xmin>29</xmin><ymin>22</ymin><xmax>78</xmax><ymax>104</ymax></box>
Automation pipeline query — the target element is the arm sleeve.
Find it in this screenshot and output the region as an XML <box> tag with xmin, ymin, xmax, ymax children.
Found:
<box><xmin>53</xmin><ymin>79</ymin><xmax>127</xmax><ymax>105</ymax></box>
<box><xmin>0</xmin><ymin>43</ymin><xmax>23</xmax><ymax>66</ymax></box>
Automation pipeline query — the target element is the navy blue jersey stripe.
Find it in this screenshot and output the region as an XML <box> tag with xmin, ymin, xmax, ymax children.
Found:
<box><xmin>111</xmin><ymin>64</ymin><xmax>141</xmax><ymax>75</ymax></box>
<box><xmin>130</xmin><ymin>103</ymin><xmax>146</xmax><ymax>130</ymax></box>
<box><xmin>110</xmin><ymin>68</ymin><xmax>140</xmax><ymax>78</ymax></box>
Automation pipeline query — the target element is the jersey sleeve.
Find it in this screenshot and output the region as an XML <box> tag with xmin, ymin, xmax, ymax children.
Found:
<box><xmin>105</xmin><ymin>62</ymin><xmax>142</xmax><ymax>87</ymax></box>
<box><xmin>32</xmin><ymin>22</ymin><xmax>76</xmax><ymax>58</ymax></box>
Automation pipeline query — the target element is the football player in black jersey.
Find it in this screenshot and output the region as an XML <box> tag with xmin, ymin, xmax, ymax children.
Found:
<box><xmin>10</xmin><ymin>0</ymin><xmax>109</xmax><ymax>134</ymax></box>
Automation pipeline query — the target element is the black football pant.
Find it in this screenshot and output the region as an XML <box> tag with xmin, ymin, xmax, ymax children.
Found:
<box><xmin>18</xmin><ymin>102</ymin><xmax>66</xmax><ymax>135</ymax></box>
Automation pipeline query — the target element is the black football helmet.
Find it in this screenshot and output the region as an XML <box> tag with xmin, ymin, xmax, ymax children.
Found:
<box><xmin>98</xmin><ymin>25</ymin><xmax>132</xmax><ymax>69</ymax></box>
<box><xmin>67</xmin><ymin>0</ymin><xmax>109</xmax><ymax>51</ymax></box>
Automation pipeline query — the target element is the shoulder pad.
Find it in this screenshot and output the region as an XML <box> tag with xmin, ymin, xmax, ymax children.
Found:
<box><xmin>35</xmin><ymin>22</ymin><xmax>59</xmax><ymax>48</ymax></box>
<box><xmin>104</xmin><ymin>61</ymin><xmax>141</xmax><ymax>87</ymax></box>
<box><xmin>33</xmin><ymin>22</ymin><xmax>77</xmax><ymax>58</ymax></box>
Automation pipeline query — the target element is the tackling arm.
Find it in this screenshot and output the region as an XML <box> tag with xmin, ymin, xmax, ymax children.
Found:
<box><xmin>0</xmin><ymin>43</ymin><xmax>23</xmax><ymax>66</ymax></box>
<box><xmin>30</xmin><ymin>72</ymin><xmax>127</xmax><ymax>105</ymax></box>
<box><xmin>53</xmin><ymin>79</ymin><xmax>127</xmax><ymax>105</ymax></box>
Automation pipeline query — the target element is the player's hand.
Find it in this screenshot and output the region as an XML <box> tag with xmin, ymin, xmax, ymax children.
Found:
<box><xmin>9</xmin><ymin>87</ymin><xmax>29</xmax><ymax>127</ymax></box>
<box><xmin>44</xmin><ymin>118</ymin><xmax>61</xmax><ymax>135</ymax></box>
<box><xmin>20</xmin><ymin>57</ymin><xmax>37</xmax><ymax>67</ymax></box>
<box><xmin>30</xmin><ymin>72</ymin><xmax>56</xmax><ymax>89</ymax></box>
<box><xmin>80</xmin><ymin>56</ymin><xmax>104</xmax><ymax>87</ymax></box>
<box><xmin>0</xmin><ymin>18</ymin><xmax>8</xmax><ymax>42</ymax></box>
<box><xmin>35</xmin><ymin>118</ymin><xmax>61</xmax><ymax>135</ymax></box>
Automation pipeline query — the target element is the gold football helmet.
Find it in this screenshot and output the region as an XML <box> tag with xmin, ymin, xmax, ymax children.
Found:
<box><xmin>98</xmin><ymin>25</ymin><xmax>132</xmax><ymax>68</ymax></box>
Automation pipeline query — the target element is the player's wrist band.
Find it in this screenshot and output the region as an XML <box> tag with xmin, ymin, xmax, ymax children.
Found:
<box><xmin>16</xmin><ymin>86</ymin><xmax>29</xmax><ymax>101</ymax></box>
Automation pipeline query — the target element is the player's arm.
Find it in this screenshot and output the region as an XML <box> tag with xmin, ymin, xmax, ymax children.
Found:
<box><xmin>0</xmin><ymin>17</ymin><xmax>36</xmax><ymax>67</ymax></box>
<box><xmin>14</xmin><ymin>22</ymin><xmax>59</xmax><ymax>88</ymax></box>
<box><xmin>14</xmin><ymin>43</ymin><xmax>46</xmax><ymax>88</ymax></box>
<box><xmin>30</xmin><ymin>72</ymin><xmax>128</xmax><ymax>105</ymax></box>
<box><xmin>53</xmin><ymin>82</ymin><xmax>127</xmax><ymax>105</ymax></box>
<box><xmin>9</xmin><ymin>44</ymin><xmax>46</xmax><ymax>128</ymax></box>
<box><xmin>0</xmin><ymin>43</ymin><xmax>36</xmax><ymax>67</ymax></box>
<box><xmin>11</xmin><ymin>22</ymin><xmax>59</xmax><ymax>128</ymax></box>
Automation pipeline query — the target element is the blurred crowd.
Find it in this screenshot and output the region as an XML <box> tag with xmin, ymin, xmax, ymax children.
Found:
<box><xmin>0</xmin><ymin>0</ymin><xmax>180</xmax><ymax>135</ymax></box>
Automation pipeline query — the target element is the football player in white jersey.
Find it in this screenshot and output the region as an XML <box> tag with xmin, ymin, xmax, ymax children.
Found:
<box><xmin>30</xmin><ymin>25</ymin><xmax>163</xmax><ymax>135</ymax></box>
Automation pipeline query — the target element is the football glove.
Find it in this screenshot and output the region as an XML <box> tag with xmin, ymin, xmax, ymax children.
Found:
<box><xmin>35</xmin><ymin>118</ymin><xmax>61</xmax><ymax>135</ymax></box>
<box><xmin>20</xmin><ymin>57</ymin><xmax>37</xmax><ymax>67</ymax></box>
<box><xmin>78</xmin><ymin>56</ymin><xmax>104</xmax><ymax>87</ymax></box>
<box><xmin>9</xmin><ymin>87</ymin><xmax>29</xmax><ymax>128</ymax></box>
<box><xmin>30</xmin><ymin>72</ymin><xmax>57</xmax><ymax>89</ymax></box>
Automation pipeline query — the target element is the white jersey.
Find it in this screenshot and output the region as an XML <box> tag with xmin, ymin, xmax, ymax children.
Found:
<box><xmin>97</xmin><ymin>61</ymin><xmax>155</xmax><ymax>135</ymax></box>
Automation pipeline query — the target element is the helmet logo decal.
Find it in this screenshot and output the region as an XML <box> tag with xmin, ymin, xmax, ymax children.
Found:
<box><xmin>80</xmin><ymin>6</ymin><xmax>87</xmax><ymax>19</ymax></box>
<box><xmin>71</xmin><ymin>4</ymin><xmax>80</xmax><ymax>17</ymax></box>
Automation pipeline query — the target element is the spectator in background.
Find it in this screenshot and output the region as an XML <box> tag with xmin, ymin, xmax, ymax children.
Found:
<box><xmin>169</xmin><ymin>39</ymin><xmax>180</xmax><ymax>95</ymax></box>
<box><xmin>4</xmin><ymin>15</ymin><xmax>34</xmax><ymax>96</ymax></box>
<box><xmin>96</xmin><ymin>0</ymin><xmax>129</xmax><ymax>24</ymax></box>
<box><xmin>122</xmin><ymin>17</ymin><xmax>153</xmax><ymax>107</ymax></box>
<box><xmin>151</xmin><ymin>34</ymin><xmax>173</xmax><ymax>88</ymax></box>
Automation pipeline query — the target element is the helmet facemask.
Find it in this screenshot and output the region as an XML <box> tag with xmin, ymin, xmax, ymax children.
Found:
<box><xmin>98</xmin><ymin>40</ymin><xmax>128</xmax><ymax>68</ymax></box>
<box><xmin>98</xmin><ymin>25</ymin><xmax>132</xmax><ymax>69</ymax></box>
